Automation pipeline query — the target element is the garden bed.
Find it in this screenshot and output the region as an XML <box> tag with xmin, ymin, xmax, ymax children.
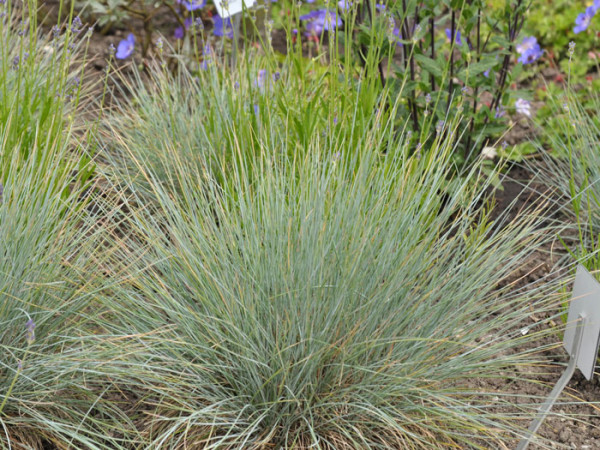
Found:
<box><xmin>2</xmin><ymin>0</ymin><xmax>600</xmax><ymax>448</ymax></box>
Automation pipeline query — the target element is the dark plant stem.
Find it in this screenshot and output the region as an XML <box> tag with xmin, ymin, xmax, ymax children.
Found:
<box><xmin>355</xmin><ymin>0</ymin><xmax>386</xmax><ymax>88</ymax></box>
<box><xmin>143</xmin><ymin>13</ymin><xmax>152</xmax><ymax>58</ymax></box>
<box><xmin>490</xmin><ymin>0</ymin><xmax>524</xmax><ymax>115</ymax></box>
<box><xmin>364</xmin><ymin>0</ymin><xmax>386</xmax><ymax>88</ymax></box>
<box><xmin>399</xmin><ymin>0</ymin><xmax>418</xmax><ymax>131</ymax></box>
<box><xmin>430</xmin><ymin>16</ymin><xmax>435</xmax><ymax>92</ymax></box>
<box><xmin>447</xmin><ymin>10</ymin><xmax>456</xmax><ymax>114</ymax></box>
<box><xmin>465</xmin><ymin>8</ymin><xmax>481</xmax><ymax>154</ymax></box>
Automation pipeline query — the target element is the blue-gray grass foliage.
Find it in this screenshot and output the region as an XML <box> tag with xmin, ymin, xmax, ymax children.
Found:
<box><xmin>0</xmin><ymin>3</ymin><xmax>134</xmax><ymax>447</ymax></box>
<box><xmin>97</xmin><ymin>60</ymin><xmax>564</xmax><ymax>448</ymax></box>
<box><xmin>533</xmin><ymin>89</ymin><xmax>600</xmax><ymax>269</ymax></box>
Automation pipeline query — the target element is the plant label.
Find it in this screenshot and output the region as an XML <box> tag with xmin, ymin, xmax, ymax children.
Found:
<box><xmin>563</xmin><ymin>264</ymin><xmax>600</xmax><ymax>380</ymax></box>
<box><xmin>214</xmin><ymin>0</ymin><xmax>256</xmax><ymax>18</ymax></box>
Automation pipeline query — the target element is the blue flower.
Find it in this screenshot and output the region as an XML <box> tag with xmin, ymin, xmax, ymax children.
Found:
<box><xmin>494</xmin><ymin>105</ymin><xmax>505</xmax><ymax>119</ymax></box>
<box><xmin>392</xmin><ymin>28</ymin><xmax>403</xmax><ymax>47</ymax></box>
<box><xmin>178</xmin><ymin>0</ymin><xmax>205</xmax><ymax>11</ymax></box>
<box><xmin>338</xmin><ymin>0</ymin><xmax>352</xmax><ymax>11</ymax></box>
<box><xmin>175</xmin><ymin>17</ymin><xmax>193</xmax><ymax>40</ymax></box>
<box><xmin>300</xmin><ymin>9</ymin><xmax>342</xmax><ymax>36</ymax></box>
<box><xmin>593</xmin><ymin>0</ymin><xmax>600</xmax><ymax>14</ymax></box>
<box><xmin>445</xmin><ymin>28</ymin><xmax>462</xmax><ymax>45</ymax></box>
<box><xmin>516</xmin><ymin>36</ymin><xmax>542</xmax><ymax>64</ymax></box>
<box><xmin>116</xmin><ymin>33</ymin><xmax>135</xmax><ymax>59</ymax></box>
<box><xmin>574</xmin><ymin>6</ymin><xmax>595</xmax><ymax>34</ymax></box>
<box><xmin>213</xmin><ymin>14</ymin><xmax>233</xmax><ymax>38</ymax></box>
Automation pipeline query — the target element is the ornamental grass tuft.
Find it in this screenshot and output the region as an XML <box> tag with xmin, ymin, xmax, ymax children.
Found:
<box><xmin>96</xmin><ymin>58</ymin><xmax>567</xmax><ymax>448</ymax></box>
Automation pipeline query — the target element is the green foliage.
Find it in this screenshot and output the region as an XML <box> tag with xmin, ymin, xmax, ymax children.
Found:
<box><xmin>0</xmin><ymin>0</ymin><xmax>95</xmax><ymax>188</ymax></box>
<box><xmin>84</xmin><ymin>0</ymin><xmax>130</xmax><ymax>31</ymax></box>
<box><xmin>102</xmin><ymin>46</ymin><xmax>385</xmax><ymax>200</ymax></box>
<box><xmin>0</xmin><ymin>1</ymin><xmax>588</xmax><ymax>447</ymax></box>
<box><xmin>523</xmin><ymin>0</ymin><xmax>600</xmax><ymax>80</ymax></box>
<box><xmin>337</xmin><ymin>0</ymin><xmax>534</xmax><ymax>166</ymax></box>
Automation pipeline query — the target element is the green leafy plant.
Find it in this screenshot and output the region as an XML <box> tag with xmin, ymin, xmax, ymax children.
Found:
<box><xmin>523</xmin><ymin>0</ymin><xmax>600</xmax><ymax>80</ymax></box>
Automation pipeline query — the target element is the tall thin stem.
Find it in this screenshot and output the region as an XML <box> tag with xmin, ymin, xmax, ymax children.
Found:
<box><xmin>430</xmin><ymin>15</ymin><xmax>435</xmax><ymax>92</ymax></box>
<box><xmin>466</xmin><ymin>8</ymin><xmax>481</xmax><ymax>155</ymax></box>
<box><xmin>447</xmin><ymin>10</ymin><xmax>456</xmax><ymax>114</ymax></box>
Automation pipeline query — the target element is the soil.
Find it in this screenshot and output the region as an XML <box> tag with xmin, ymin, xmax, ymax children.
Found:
<box><xmin>33</xmin><ymin>3</ymin><xmax>600</xmax><ymax>448</ymax></box>
<box><xmin>483</xmin><ymin>166</ymin><xmax>600</xmax><ymax>449</ymax></box>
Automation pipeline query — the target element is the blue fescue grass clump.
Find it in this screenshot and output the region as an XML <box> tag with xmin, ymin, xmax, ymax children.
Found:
<box><xmin>534</xmin><ymin>85</ymin><xmax>600</xmax><ymax>270</ymax></box>
<box><xmin>0</xmin><ymin>2</ymin><xmax>137</xmax><ymax>447</ymax></box>
<box><xmin>95</xmin><ymin>57</ymin><xmax>566</xmax><ymax>448</ymax></box>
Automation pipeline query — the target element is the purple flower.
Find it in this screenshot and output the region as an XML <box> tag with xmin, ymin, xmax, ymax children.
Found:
<box><xmin>71</xmin><ymin>16</ymin><xmax>82</xmax><ymax>33</ymax></box>
<box><xmin>436</xmin><ymin>120</ymin><xmax>445</xmax><ymax>133</ymax></box>
<box><xmin>25</xmin><ymin>319</ymin><xmax>35</xmax><ymax>345</ymax></box>
<box><xmin>213</xmin><ymin>14</ymin><xmax>233</xmax><ymax>38</ymax></box>
<box><xmin>178</xmin><ymin>0</ymin><xmax>205</xmax><ymax>11</ymax></box>
<box><xmin>300</xmin><ymin>9</ymin><xmax>342</xmax><ymax>36</ymax></box>
<box><xmin>175</xmin><ymin>17</ymin><xmax>193</xmax><ymax>39</ymax></box>
<box><xmin>516</xmin><ymin>36</ymin><xmax>542</xmax><ymax>64</ymax></box>
<box><xmin>515</xmin><ymin>98</ymin><xmax>531</xmax><ymax>117</ymax></box>
<box><xmin>115</xmin><ymin>33</ymin><xmax>135</xmax><ymax>59</ymax></box>
<box><xmin>338</xmin><ymin>0</ymin><xmax>352</xmax><ymax>11</ymax></box>
<box><xmin>494</xmin><ymin>105</ymin><xmax>505</xmax><ymax>119</ymax></box>
<box><xmin>445</xmin><ymin>28</ymin><xmax>462</xmax><ymax>45</ymax></box>
<box><xmin>574</xmin><ymin>7</ymin><xmax>595</xmax><ymax>34</ymax></box>
<box><xmin>392</xmin><ymin>28</ymin><xmax>403</xmax><ymax>47</ymax></box>
<box><xmin>200</xmin><ymin>44</ymin><xmax>212</xmax><ymax>70</ymax></box>
<box><xmin>593</xmin><ymin>0</ymin><xmax>600</xmax><ymax>14</ymax></box>
<box><xmin>483</xmin><ymin>69</ymin><xmax>490</xmax><ymax>77</ymax></box>
<box><xmin>255</xmin><ymin>69</ymin><xmax>268</xmax><ymax>90</ymax></box>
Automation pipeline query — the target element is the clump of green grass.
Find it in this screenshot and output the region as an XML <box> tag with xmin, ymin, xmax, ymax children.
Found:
<box><xmin>96</xmin><ymin>57</ymin><xmax>567</xmax><ymax>447</ymax></box>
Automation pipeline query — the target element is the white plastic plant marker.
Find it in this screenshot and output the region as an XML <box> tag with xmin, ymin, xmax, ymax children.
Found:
<box><xmin>516</xmin><ymin>264</ymin><xmax>600</xmax><ymax>450</ymax></box>
<box><xmin>214</xmin><ymin>0</ymin><xmax>255</xmax><ymax>18</ymax></box>
<box><xmin>563</xmin><ymin>265</ymin><xmax>600</xmax><ymax>379</ymax></box>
